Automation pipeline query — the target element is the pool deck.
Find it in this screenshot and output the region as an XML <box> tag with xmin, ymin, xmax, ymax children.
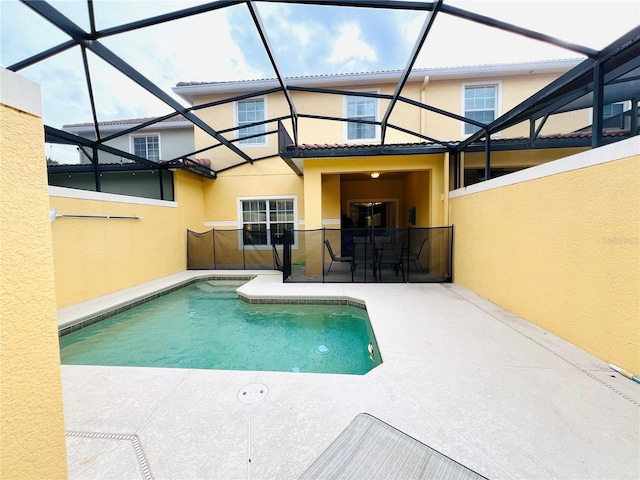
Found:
<box><xmin>60</xmin><ymin>271</ymin><xmax>640</xmax><ymax>479</ymax></box>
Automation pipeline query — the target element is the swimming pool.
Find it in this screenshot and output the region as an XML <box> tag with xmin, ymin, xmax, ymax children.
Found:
<box><xmin>59</xmin><ymin>280</ymin><xmax>382</xmax><ymax>375</ymax></box>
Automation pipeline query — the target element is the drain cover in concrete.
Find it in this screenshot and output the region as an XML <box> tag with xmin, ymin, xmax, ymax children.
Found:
<box><xmin>237</xmin><ymin>383</ymin><xmax>269</xmax><ymax>404</ymax></box>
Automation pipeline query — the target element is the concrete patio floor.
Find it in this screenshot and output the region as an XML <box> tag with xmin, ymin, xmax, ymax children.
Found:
<box><xmin>59</xmin><ymin>272</ymin><xmax>639</xmax><ymax>479</ymax></box>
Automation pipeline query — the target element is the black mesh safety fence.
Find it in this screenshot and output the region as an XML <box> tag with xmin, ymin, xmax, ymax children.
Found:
<box><xmin>187</xmin><ymin>229</ymin><xmax>281</xmax><ymax>270</ymax></box>
<box><xmin>187</xmin><ymin>226</ymin><xmax>453</xmax><ymax>283</ymax></box>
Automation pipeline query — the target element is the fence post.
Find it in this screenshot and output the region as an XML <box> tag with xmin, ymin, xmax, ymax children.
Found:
<box><xmin>212</xmin><ymin>228</ymin><xmax>217</xmax><ymax>270</ymax></box>
<box><xmin>283</xmin><ymin>229</ymin><xmax>293</xmax><ymax>282</ymax></box>
<box><xmin>448</xmin><ymin>224</ymin><xmax>454</xmax><ymax>282</ymax></box>
<box><xmin>322</xmin><ymin>228</ymin><xmax>326</xmax><ymax>283</ymax></box>
<box><xmin>242</xmin><ymin>227</ymin><xmax>247</xmax><ymax>269</ymax></box>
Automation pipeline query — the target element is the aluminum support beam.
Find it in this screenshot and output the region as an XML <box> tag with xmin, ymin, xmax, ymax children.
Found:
<box><xmin>592</xmin><ymin>62</ymin><xmax>605</xmax><ymax>148</ymax></box>
<box><xmin>87</xmin><ymin>0</ymin><xmax>97</xmax><ymax>34</ymax></box>
<box><xmin>381</xmin><ymin>0</ymin><xmax>442</xmax><ymax>143</ymax></box>
<box><xmin>100</xmin><ymin>112</ymin><xmax>186</xmax><ymax>143</ymax></box>
<box><xmin>21</xmin><ymin>0</ymin><xmax>255</xmax><ymax>165</ymax></box>
<box><xmin>484</xmin><ymin>133</ymin><xmax>491</xmax><ymax>181</ymax></box>
<box><xmin>258</xmin><ymin>0</ymin><xmax>436</xmax><ymax>11</ymax></box>
<box><xmin>299</xmin><ymin>113</ymin><xmax>381</xmax><ymax>127</ymax></box>
<box><xmin>440</xmin><ymin>3</ymin><xmax>598</xmax><ymax>58</ymax></box>
<box><xmin>80</xmin><ymin>46</ymin><xmax>101</xmax><ymax>141</ymax></box>
<box><xmin>247</xmin><ymin>1</ymin><xmax>299</xmax><ymax>147</ymax></box>
<box><xmin>398</xmin><ymin>95</ymin><xmax>487</xmax><ymax>129</ymax></box>
<box><xmin>96</xmin><ymin>0</ymin><xmax>244</xmax><ymax>38</ymax></box>
<box><xmin>288</xmin><ymin>86</ymin><xmax>391</xmax><ymax>99</ymax></box>
<box><xmin>45</xmin><ymin>126</ymin><xmax>163</xmax><ymax>167</ymax></box>
<box><xmin>92</xmin><ymin>146</ymin><xmax>101</xmax><ymax>192</ymax></box>
<box><xmin>191</xmin><ymin>87</ymin><xmax>283</xmax><ymax>111</ymax></box>
<box><xmin>7</xmin><ymin>40</ymin><xmax>76</xmax><ymax>72</ymax></box>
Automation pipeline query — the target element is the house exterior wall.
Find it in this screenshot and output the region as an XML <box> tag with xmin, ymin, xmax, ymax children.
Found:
<box><xmin>306</xmin><ymin>155</ymin><xmax>444</xmax><ymax>228</ymax></box>
<box><xmin>202</xmin><ymin>158</ymin><xmax>304</xmax><ymax>229</ymax></box>
<box><xmin>449</xmin><ymin>137</ymin><xmax>640</xmax><ymax>373</ymax></box>
<box><xmin>75</xmin><ymin>126</ymin><xmax>194</xmax><ymax>163</ymax></box>
<box><xmin>0</xmin><ymin>69</ymin><xmax>68</xmax><ymax>479</ymax></box>
<box><xmin>50</xmin><ymin>169</ymin><xmax>205</xmax><ymax>307</ymax></box>
<box><xmin>462</xmin><ymin>148</ymin><xmax>587</xmax><ymax>169</ymax></box>
<box><xmin>188</xmin><ymin>63</ymin><xmax>589</xmax><ymax>231</ymax></box>
<box><xmin>423</xmin><ymin>71</ymin><xmax>585</xmax><ymax>139</ymax></box>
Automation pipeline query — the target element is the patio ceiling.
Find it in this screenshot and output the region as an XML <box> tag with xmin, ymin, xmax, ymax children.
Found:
<box><xmin>4</xmin><ymin>0</ymin><xmax>640</xmax><ymax>180</ymax></box>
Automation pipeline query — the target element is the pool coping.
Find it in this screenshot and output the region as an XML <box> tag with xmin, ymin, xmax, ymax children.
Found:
<box><xmin>58</xmin><ymin>271</ymin><xmax>367</xmax><ymax>336</ymax></box>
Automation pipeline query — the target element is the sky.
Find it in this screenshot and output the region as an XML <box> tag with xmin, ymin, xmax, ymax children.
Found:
<box><xmin>0</xmin><ymin>0</ymin><xmax>638</xmax><ymax>163</ymax></box>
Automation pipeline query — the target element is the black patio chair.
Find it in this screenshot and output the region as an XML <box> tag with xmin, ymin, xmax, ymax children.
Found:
<box><xmin>325</xmin><ymin>239</ymin><xmax>352</xmax><ymax>273</ymax></box>
<box><xmin>377</xmin><ymin>241</ymin><xmax>405</xmax><ymax>281</ymax></box>
<box><xmin>402</xmin><ymin>237</ymin><xmax>426</xmax><ymax>275</ymax></box>
<box><xmin>351</xmin><ymin>241</ymin><xmax>375</xmax><ymax>281</ymax></box>
<box><xmin>272</xmin><ymin>244</ymin><xmax>283</xmax><ymax>272</ymax></box>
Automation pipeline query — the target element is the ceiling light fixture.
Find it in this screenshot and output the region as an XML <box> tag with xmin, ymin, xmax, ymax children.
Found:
<box><xmin>370</xmin><ymin>172</ymin><xmax>380</xmax><ymax>179</ymax></box>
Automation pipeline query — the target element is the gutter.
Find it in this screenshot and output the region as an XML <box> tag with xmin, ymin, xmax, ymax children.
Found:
<box><xmin>173</xmin><ymin>59</ymin><xmax>582</xmax><ymax>103</ymax></box>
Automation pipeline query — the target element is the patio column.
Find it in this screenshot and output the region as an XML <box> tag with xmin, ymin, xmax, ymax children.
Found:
<box><xmin>303</xmin><ymin>165</ymin><xmax>323</xmax><ymax>230</ymax></box>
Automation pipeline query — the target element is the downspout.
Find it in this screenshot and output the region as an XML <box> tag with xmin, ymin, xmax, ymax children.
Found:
<box><xmin>422</xmin><ymin>76</ymin><xmax>432</xmax><ymax>225</ymax></box>
<box><xmin>420</xmin><ymin>75</ymin><xmax>430</xmax><ymax>136</ymax></box>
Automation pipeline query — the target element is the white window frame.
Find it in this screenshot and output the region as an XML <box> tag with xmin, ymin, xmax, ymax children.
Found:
<box><xmin>461</xmin><ymin>81</ymin><xmax>502</xmax><ymax>138</ymax></box>
<box><xmin>237</xmin><ymin>195</ymin><xmax>298</xmax><ymax>249</ymax></box>
<box><xmin>235</xmin><ymin>97</ymin><xmax>268</xmax><ymax>147</ymax></box>
<box><xmin>343</xmin><ymin>90</ymin><xmax>380</xmax><ymax>143</ymax></box>
<box><xmin>130</xmin><ymin>132</ymin><xmax>161</xmax><ymax>161</ymax></box>
<box><xmin>602</xmin><ymin>101</ymin><xmax>629</xmax><ymax>130</ymax></box>
<box><xmin>588</xmin><ymin>100</ymin><xmax>631</xmax><ymax>130</ymax></box>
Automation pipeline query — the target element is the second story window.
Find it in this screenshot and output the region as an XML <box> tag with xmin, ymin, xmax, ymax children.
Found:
<box><xmin>603</xmin><ymin>102</ymin><xmax>625</xmax><ymax>130</ymax></box>
<box><xmin>463</xmin><ymin>84</ymin><xmax>498</xmax><ymax>135</ymax></box>
<box><xmin>346</xmin><ymin>94</ymin><xmax>377</xmax><ymax>141</ymax></box>
<box><xmin>237</xmin><ymin>98</ymin><xmax>266</xmax><ymax>146</ymax></box>
<box><xmin>131</xmin><ymin>134</ymin><xmax>160</xmax><ymax>161</ymax></box>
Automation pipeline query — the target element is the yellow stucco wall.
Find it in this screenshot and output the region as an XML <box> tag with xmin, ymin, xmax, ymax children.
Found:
<box><xmin>50</xmin><ymin>170</ymin><xmax>206</xmax><ymax>307</ymax></box>
<box><xmin>463</xmin><ymin>148</ymin><xmax>587</xmax><ymax>169</ymax></box>
<box><xmin>403</xmin><ymin>170</ymin><xmax>431</xmax><ymax>226</ymax></box>
<box><xmin>193</xmin><ymin>83</ymin><xmax>424</xmax><ymax>166</ymax></box>
<box><xmin>1</xmin><ymin>88</ymin><xmax>68</xmax><ymax>476</ymax></box>
<box><xmin>423</xmin><ymin>72</ymin><xmax>588</xmax><ymax>140</ymax></box>
<box><xmin>322</xmin><ymin>174</ymin><xmax>342</xmax><ymax>225</ymax></box>
<box><xmin>201</xmin><ymin>158</ymin><xmax>304</xmax><ymax>227</ymax></box>
<box><xmin>450</xmin><ymin>141</ymin><xmax>640</xmax><ymax>373</ymax></box>
<box><xmin>305</xmin><ymin>155</ymin><xmax>445</xmax><ymax>229</ymax></box>
<box><xmin>193</xmin><ymin>70</ymin><xmax>588</xmax><ymax>158</ymax></box>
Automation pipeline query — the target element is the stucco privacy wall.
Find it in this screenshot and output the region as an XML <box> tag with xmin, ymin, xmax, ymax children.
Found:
<box><xmin>450</xmin><ymin>137</ymin><xmax>640</xmax><ymax>373</ymax></box>
<box><xmin>50</xmin><ymin>169</ymin><xmax>206</xmax><ymax>308</ymax></box>
<box><xmin>0</xmin><ymin>69</ymin><xmax>68</xmax><ymax>478</ymax></box>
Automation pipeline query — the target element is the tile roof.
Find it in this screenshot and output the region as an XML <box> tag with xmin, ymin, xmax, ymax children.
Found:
<box><xmin>285</xmin><ymin>130</ymin><xmax>631</xmax><ymax>152</ymax></box>
<box><xmin>175</xmin><ymin>70</ymin><xmax>403</xmax><ymax>87</ymax></box>
<box><xmin>287</xmin><ymin>141</ymin><xmax>440</xmax><ymax>151</ymax></box>
<box><xmin>63</xmin><ymin>114</ymin><xmax>188</xmax><ymax>129</ymax></box>
<box><xmin>175</xmin><ymin>60</ymin><xmax>581</xmax><ymax>88</ymax></box>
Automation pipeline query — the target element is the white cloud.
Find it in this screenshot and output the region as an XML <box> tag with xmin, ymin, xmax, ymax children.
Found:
<box><xmin>327</xmin><ymin>23</ymin><xmax>377</xmax><ymax>67</ymax></box>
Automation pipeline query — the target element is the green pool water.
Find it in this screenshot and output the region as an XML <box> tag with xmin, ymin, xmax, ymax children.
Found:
<box><xmin>59</xmin><ymin>280</ymin><xmax>381</xmax><ymax>375</ymax></box>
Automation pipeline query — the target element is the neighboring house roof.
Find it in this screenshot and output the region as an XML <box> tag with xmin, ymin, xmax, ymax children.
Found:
<box><xmin>63</xmin><ymin>115</ymin><xmax>193</xmax><ymax>134</ymax></box>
